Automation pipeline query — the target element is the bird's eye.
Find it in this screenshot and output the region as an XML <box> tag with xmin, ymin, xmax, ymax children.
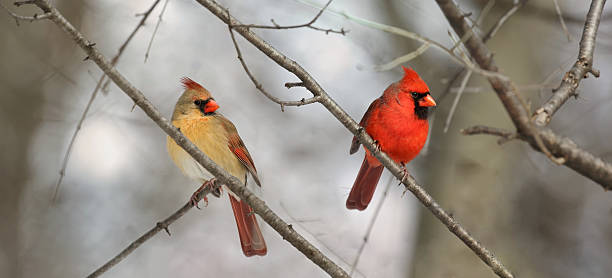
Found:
<box><xmin>194</xmin><ymin>100</ymin><xmax>201</xmax><ymax>106</ymax></box>
<box><xmin>411</xmin><ymin>92</ymin><xmax>419</xmax><ymax>98</ymax></box>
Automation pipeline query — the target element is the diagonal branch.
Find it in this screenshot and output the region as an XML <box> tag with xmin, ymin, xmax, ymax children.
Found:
<box><xmin>552</xmin><ymin>0</ymin><xmax>573</xmax><ymax>42</ymax></box>
<box><xmin>532</xmin><ymin>0</ymin><xmax>605</xmax><ymax>126</ymax></box>
<box><xmin>435</xmin><ymin>0</ymin><xmax>612</xmax><ymax>188</ymax></box>
<box><xmin>194</xmin><ymin>0</ymin><xmax>514</xmax><ymax>277</ymax></box>
<box><xmin>86</xmin><ymin>183</ymin><xmax>219</xmax><ymax>278</ymax></box>
<box><xmin>24</xmin><ymin>1</ymin><xmax>350</xmax><ymax>277</ymax></box>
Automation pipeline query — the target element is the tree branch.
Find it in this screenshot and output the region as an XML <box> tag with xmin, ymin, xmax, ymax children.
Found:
<box><xmin>193</xmin><ymin>0</ymin><xmax>514</xmax><ymax>277</ymax></box>
<box><xmin>227</xmin><ymin>23</ymin><xmax>321</xmax><ymax>112</ymax></box>
<box><xmin>86</xmin><ymin>183</ymin><xmax>219</xmax><ymax>278</ymax></box>
<box><xmin>0</xmin><ymin>1</ymin><xmax>50</xmax><ymax>24</ymax></box>
<box><xmin>435</xmin><ymin>0</ymin><xmax>612</xmax><ymax>189</ymax></box>
<box><xmin>298</xmin><ymin>0</ymin><xmax>509</xmax><ymax>81</ymax></box>
<box><xmin>461</xmin><ymin>125</ymin><xmax>521</xmax><ymax>145</ymax></box>
<box><xmin>552</xmin><ymin>0</ymin><xmax>573</xmax><ymax>42</ymax></box>
<box><xmin>232</xmin><ymin>0</ymin><xmax>346</xmax><ymax>35</ymax></box>
<box><xmin>23</xmin><ymin>1</ymin><xmax>350</xmax><ymax>277</ymax></box>
<box><xmin>532</xmin><ymin>0</ymin><xmax>605</xmax><ymax>126</ymax></box>
<box><xmin>482</xmin><ymin>0</ymin><xmax>527</xmax><ymax>42</ymax></box>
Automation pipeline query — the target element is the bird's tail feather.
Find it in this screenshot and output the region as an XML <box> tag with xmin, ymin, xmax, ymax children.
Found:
<box><xmin>229</xmin><ymin>194</ymin><xmax>267</xmax><ymax>256</ymax></box>
<box><xmin>346</xmin><ymin>156</ymin><xmax>384</xmax><ymax>210</ymax></box>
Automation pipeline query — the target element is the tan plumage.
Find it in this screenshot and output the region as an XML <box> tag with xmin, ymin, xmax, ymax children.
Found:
<box><xmin>167</xmin><ymin>78</ymin><xmax>266</xmax><ymax>256</ymax></box>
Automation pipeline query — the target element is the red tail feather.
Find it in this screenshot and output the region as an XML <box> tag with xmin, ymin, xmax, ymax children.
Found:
<box><xmin>229</xmin><ymin>194</ymin><xmax>267</xmax><ymax>256</ymax></box>
<box><xmin>346</xmin><ymin>155</ymin><xmax>384</xmax><ymax>210</ymax></box>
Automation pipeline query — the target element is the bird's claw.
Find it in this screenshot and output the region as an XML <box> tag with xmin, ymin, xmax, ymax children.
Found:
<box><xmin>373</xmin><ymin>140</ymin><xmax>382</xmax><ymax>152</ymax></box>
<box><xmin>398</xmin><ymin>165</ymin><xmax>409</xmax><ymax>185</ymax></box>
<box><xmin>190</xmin><ymin>178</ymin><xmax>217</xmax><ymax>208</ymax></box>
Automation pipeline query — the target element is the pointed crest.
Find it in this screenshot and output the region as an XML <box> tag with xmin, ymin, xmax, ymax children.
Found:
<box><xmin>400</xmin><ymin>66</ymin><xmax>429</xmax><ymax>93</ymax></box>
<box><xmin>181</xmin><ymin>77</ymin><xmax>205</xmax><ymax>91</ymax></box>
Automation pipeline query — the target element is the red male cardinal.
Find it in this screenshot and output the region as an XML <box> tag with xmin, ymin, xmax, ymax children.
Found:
<box><xmin>347</xmin><ymin>67</ymin><xmax>436</xmax><ymax>210</ymax></box>
<box><xmin>167</xmin><ymin>78</ymin><xmax>267</xmax><ymax>256</ymax></box>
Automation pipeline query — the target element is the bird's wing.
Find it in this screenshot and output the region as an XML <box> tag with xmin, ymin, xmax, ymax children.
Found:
<box><xmin>350</xmin><ymin>97</ymin><xmax>383</xmax><ymax>155</ymax></box>
<box><xmin>218</xmin><ymin>116</ymin><xmax>261</xmax><ymax>187</ymax></box>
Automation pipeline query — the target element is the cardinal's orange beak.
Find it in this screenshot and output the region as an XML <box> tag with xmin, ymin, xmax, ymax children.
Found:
<box><xmin>418</xmin><ymin>94</ymin><xmax>436</xmax><ymax>107</ymax></box>
<box><xmin>204</xmin><ymin>99</ymin><xmax>220</xmax><ymax>114</ymax></box>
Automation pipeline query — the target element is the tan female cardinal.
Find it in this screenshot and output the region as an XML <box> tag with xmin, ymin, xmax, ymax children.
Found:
<box><xmin>347</xmin><ymin>67</ymin><xmax>436</xmax><ymax>210</ymax></box>
<box><xmin>167</xmin><ymin>78</ymin><xmax>266</xmax><ymax>256</ymax></box>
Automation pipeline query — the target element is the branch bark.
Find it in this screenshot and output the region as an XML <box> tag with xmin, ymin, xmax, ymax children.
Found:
<box><xmin>193</xmin><ymin>0</ymin><xmax>514</xmax><ymax>277</ymax></box>
<box><xmin>26</xmin><ymin>1</ymin><xmax>350</xmax><ymax>277</ymax></box>
<box><xmin>435</xmin><ymin>0</ymin><xmax>612</xmax><ymax>189</ymax></box>
<box><xmin>532</xmin><ymin>0</ymin><xmax>605</xmax><ymax>126</ymax></box>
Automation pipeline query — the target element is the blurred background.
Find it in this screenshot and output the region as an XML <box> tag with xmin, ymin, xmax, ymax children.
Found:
<box><xmin>1</xmin><ymin>0</ymin><xmax>611</xmax><ymax>277</ymax></box>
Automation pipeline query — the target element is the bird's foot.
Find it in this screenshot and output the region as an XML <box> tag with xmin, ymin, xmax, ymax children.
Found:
<box><xmin>398</xmin><ymin>165</ymin><xmax>409</xmax><ymax>185</ymax></box>
<box><xmin>374</xmin><ymin>140</ymin><xmax>382</xmax><ymax>152</ymax></box>
<box><xmin>190</xmin><ymin>178</ymin><xmax>217</xmax><ymax>209</ymax></box>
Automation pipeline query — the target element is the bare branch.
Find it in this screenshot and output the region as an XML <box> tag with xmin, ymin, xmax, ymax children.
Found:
<box><xmin>232</xmin><ymin>0</ymin><xmax>346</xmax><ymax>35</ymax></box>
<box><xmin>435</xmin><ymin>0</ymin><xmax>612</xmax><ymax>188</ymax></box>
<box><xmin>194</xmin><ymin>0</ymin><xmax>515</xmax><ymax>277</ymax></box>
<box><xmin>52</xmin><ymin>0</ymin><xmax>162</xmax><ymax>201</ymax></box>
<box><xmin>482</xmin><ymin>0</ymin><xmax>526</xmax><ymax>41</ymax></box>
<box><xmin>86</xmin><ymin>183</ymin><xmax>219</xmax><ymax>278</ymax></box>
<box><xmin>461</xmin><ymin>125</ymin><xmax>520</xmax><ymax>145</ymax></box>
<box><xmin>552</xmin><ymin>0</ymin><xmax>573</xmax><ymax>42</ymax></box>
<box><xmin>0</xmin><ymin>1</ymin><xmax>50</xmax><ymax>24</ymax></box>
<box><xmin>144</xmin><ymin>0</ymin><xmax>170</xmax><ymax>62</ymax></box>
<box><xmin>532</xmin><ymin>0</ymin><xmax>605</xmax><ymax>126</ymax></box>
<box><xmin>26</xmin><ymin>1</ymin><xmax>350</xmax><ymax>277</ymax></box>
<box><xmin>373</xmin><ymin>43</ymin><xmax>430</xmax><ymax>71</ymax></box>
<box><xmin>443</xmin><ymin>70</ymin><xmax>472</xmax><ymax>133</ymax></box>
<box><xmin>299</xmin><ymin>0</ymin><xmax>509</xmax><ymax>80</ymax></box>
<box><xmin>227</xmin><ymin>20</ymin><xmax>321</xmax><ymax>112</ymax></box>
<box><xmin>440</xmin><ymin>0</ymin><xmax>526</xmax><ymax>104</ymax></box>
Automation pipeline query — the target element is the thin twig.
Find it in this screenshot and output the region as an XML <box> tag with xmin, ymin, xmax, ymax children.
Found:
<box><xmin>440</xmin><ymin>0</ymin><xmax>526</xmax><ymax>104</ymax></box>
<box><xmin>443</xmin><ymin>70</ymin><xmax>472</xmax><ymax>133</ymax></box>
<box><xmin>552</xmin><ymin>0</ymin><xmax>573</xmax><ymax>42</ymax></box>
<box><xmin>482</xmin><ymin>0</ymin><xmax>526</xmax><ymax>41</ymax></box>
<box><xmin>26</xmin><ymin>1</ymin><xmax>351</xmax><ymax>277</ymax></box>
<box><xmin>52</xmin><ymin>0</ymin><xmax>162</xmax><ymax>202</ymax></box>
<box><xmin>349</xmin><ymin>175</ymin><xmax>393</xmax><ymax>276</ymax></box>
<box><xmin>278</xmin><ymin>203</ymin><xmax>366</xmax><ymax>278</ymax></box>
<box><xmin>195</xmin><ymin>1</ymin><xmax>517</xmax><ymax>277</ymax></box>
<box><xmin>461</xmin><ymin>125</ymin><xmax>520</xmax><ymax>145</ymax></box>
<box><xmin>144</xmin><ymin>0</ymin><xmax>170</xmax><ymax>62</ymax></box>
<box><xmin>373</xmin><ymin>43</ymin><xmax>430</xmax><ymax>71</ymax></box>
<box><xmin>0</xmin><ymin>1</ymin><xmax>50</xmax><ymax>24</ymax></box>
<box><xmin>532</xmin><ymin>0</ymin><xmax>605</xmax><ymax>126</ymax></box>
<box><xmin>298</xmin><ymin>0</ymin><xmax>509</xmax><ymax>81</ymax></box>
<box><xmin>232</xmin><ymin>0</ymin><xmax>346</xmax><ymax>35</ymax></box>
<box><xmin>227</xmin><ymin>19</ymin><xmax>321</xmax><ymax>112</ymax></box>
<box><xmin>86</xmin><ymin>183</ymin><xmax>218</xmax><ymax>278</ymax></box>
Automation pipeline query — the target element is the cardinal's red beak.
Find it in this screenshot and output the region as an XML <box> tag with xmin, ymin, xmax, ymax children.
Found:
<box><xmin>204</xmin><ymin>99</ymin><xmax>220</xmax><ymax>113</ymax></box>
<box><xmin>419</xmin><ymin>94</ymin><xmax>436</xmax><ymax>107</ymax></box>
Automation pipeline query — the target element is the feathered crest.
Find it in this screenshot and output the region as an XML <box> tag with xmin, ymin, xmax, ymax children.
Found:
<box><xmin>181</xmin><ymin>77</ymin><xmax>205</xmax><ymax>91</ymax></box>
<box><xmin>400</xmin><ymin>66</ymin><xmax>429</xmax><ymax>93</ymax></box>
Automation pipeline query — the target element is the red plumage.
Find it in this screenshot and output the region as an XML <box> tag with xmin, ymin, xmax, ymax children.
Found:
<box><xmin>180</xmin><ymin>77</ymin><xmax>205</xmax><ymax>91</ymax></box>
<box><xmin>229</xmin><ymin>195</ymin><xmax>267</xmax><ymax>256</ymax></box>
<box><xmin>347</xmin><ymin>67</ymin><xmax>436</xmax><ymax>210</ymax></box>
